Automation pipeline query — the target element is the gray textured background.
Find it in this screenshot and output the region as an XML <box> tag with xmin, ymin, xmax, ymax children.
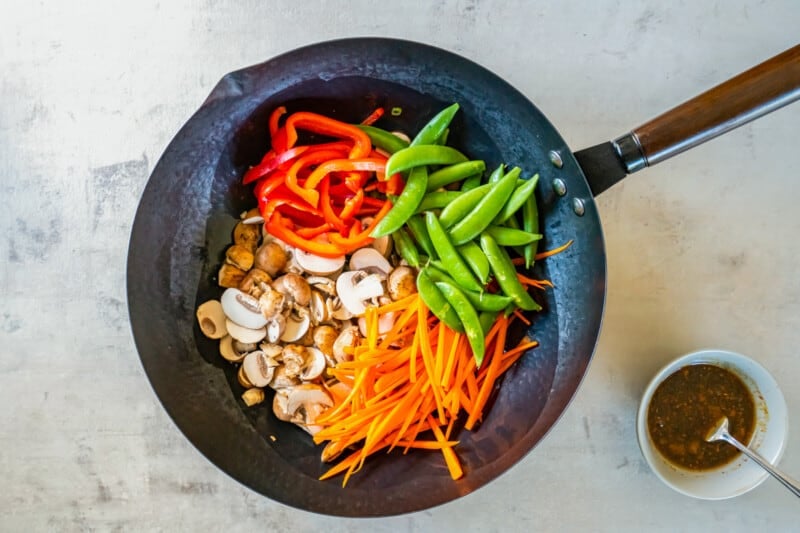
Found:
<box><xmin>2</xmin><ymin>1</ymin><xmax>799</xmax><ymax>531</ymax></box>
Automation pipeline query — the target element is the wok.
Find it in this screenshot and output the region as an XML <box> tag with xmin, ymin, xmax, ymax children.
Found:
<box><xmin>127</xmin><ymin>38</ymin><xmax>799</xmax><ymax>516</ymax></box>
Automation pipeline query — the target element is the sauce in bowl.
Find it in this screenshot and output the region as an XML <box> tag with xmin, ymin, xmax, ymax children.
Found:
<box><xmin>647</xmin><ymin>364</ymin><xmax>756</xmax><ymax>471</ymax></box>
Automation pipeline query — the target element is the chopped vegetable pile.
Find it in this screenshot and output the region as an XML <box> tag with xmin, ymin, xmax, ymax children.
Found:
<box><xmin>196</xmin><ymin>102</ymin><xmax>572</xmax><ymax>485</ymax></box>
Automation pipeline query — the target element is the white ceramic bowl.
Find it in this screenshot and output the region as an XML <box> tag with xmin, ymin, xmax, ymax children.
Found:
<box><xmin>636</xmin><ymin>349</ymin><xmax>788</xmax><ymax>499</ymax></box>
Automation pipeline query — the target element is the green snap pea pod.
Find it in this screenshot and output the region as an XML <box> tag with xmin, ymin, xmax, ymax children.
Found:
<box><xmin>392</xmin><ymin>228</ymin><xmax>420</xmax><ymax>268</ymax></box>
<box><xmin>425</xmin><ymin>211</ymin><xmax>483</xmax><ymax>292</ymax></box>
<box><xmin>483</xmin><ymin>225</ymin><xmax>543</xmax><ymax>246</ymax></box>
<box><xmin>424</xmin><ymin>264</ymin><xmax>513</xmax><ymax>312</ymax></box>
<box><xmin>385</xmin><ymin>145</ymin><xmax>468</xmax><ymax>178</ymax></box>
<box><xmin>426</xmin><ymin>160</ymin><xmax>486</xmax><ymax>192</ymax></box>
<box><xmin>448</xmin><ymin>169</ymin><xmax>519</xmax><ymax>246</ymax></box>
<box><xmin>480</xmin><ymin>233</ymin><xmax>541</xmax><ymax>311</ymax></box>
<box><xmin>523</xmin><ymin>191</ymin><xmax>540</xmax><ymax>269</ymax></box>
<box><xmin>457</xmin><ymin>241</ymin><xmax>490</xmax><ymax>284</ymax></box>
<box><xmin>503</xmin><ymin>213</ymin><xmax>527</xmax><ymax>258</ymax></box>
<box><xmin>479</xmin><ymin>311</ymin><xmax>497</xmax><ymax>336</ymax></box>
<box><xmin>436</xmin><ymin>128</ymin><xmax>450</xmax><ymax>146</ymax></box>
<box><xmin>411</xmin><ymin>103</ymin><xmax>460</xmax><ymax>146</ymax></box>
<box><xmin>460</xmin><ymin>174</ymin><xmax>483</xmax><ymax>191</ymax></box>
<box><xmin>438</xmin><ymin>182</ymin><xmax>492</xmax><ymax>229</ymax></box>
<box><xmin>372</xmin><ymin>166</ymin><xmax>428</xmax><ymax>237</ymax></box>
<box><xmin>416</xmin><ymin>270</ymin><xmax>464</xmax><ymax>333</ymax></box>
<box><xmin>356</xmin><ymin>125</ymin><xmax>409</xmax><ymax>154</ymax></box>
<box><xmin>406</xmin><ymin>214</ymin><xmax>437</xmax><ymax>259</ymax></box>
<box><xmin>487</xmin><ymin>164</ymin><xmax>505</xmax><ymax>183</ymax></box>
<box><xmin>415</xmin><ymin>191</ymin><xmax>463</xmax><ymax>213</ymax></box>
<box><xmin>434</xmin><ymin>281</ymin><xmax>485</xmax><ymax>366</ymax></box>
<box><xmin>493</xmin><ymin>173</ymin><xmax>539</xmax><ymax>224</ymax></box>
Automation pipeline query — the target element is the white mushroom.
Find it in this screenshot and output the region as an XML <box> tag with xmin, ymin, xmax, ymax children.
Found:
<box><xmin>336</xmin><ymin>271</ymin><xmax>385</xmax><ymax>316</ymax></box>
<box><xmin>280</xmin><ymin>310</ymin><xmax>311</xmax><ymax>343</ymax></box>
<box><xmin>242</xmin><ymin>350</ymin><xmax>276</xmax><ymax>388</ymax></box>
<box><xmin>272</xmin><ymin>273</ymin><xmax>311</xmax><ymax>307</ymax></box>
<box><xmin>196</xmin><ymin>300</ymin><xmax>228</xmax><ymax>339</ymax></box>
<box><xmin>313</xmin><ymin>325</ymin><xmax>338</xmax><ymax>357</ymax></box>
<box><xmin>387</xmin><ymin>266</ymin><xmax>417</xmax><ymax>301</ymax></box>
<box><xmin>328</xmin><ymin>297</ymin><xmax>353</xmax><ymax>321</ymax></box>
<box><xmin>253</xmin><ymin>241</ymin><xmax>288</xmax><ymax>277</ymax></box>
<box><xmin>225</xmin><ymin>319</ymin><xmax>267</xmax><ymax>344</ymax></box>
<box><xmin>266</xmin><ymin>315</ymin><xmax>287</xmax><ymax>343</ymax></box>
<box><xmin>272</xmin><ymin>388</ymin><xmax>293</xmax><ymax>421</ymax></box>
<box><xmin>258</xmin><ymin>286</ymin><xmax>286</xmax><ymax>319</ymax></box>
<box><xmin>306</xmin><ymin>276</ymin><xmax>336</xmax><ymax>296</ymax></box>
<box><xmin>294</xmin><ymin>248</ymin><xmax>345</xmax><ymax>276</ymax></box>
<box><xmin>333</xmin><ymin>325</ymin><xmax>360</xmax><ymax>363</ymax></box>
<box><xmin>283</xmin><ymin>384</ymin><xmax>334</xmax><ymax>435</ymax></box>
<box><xmin>241</xmin><ymin>388</ymin><xmax>266</xmax><ymax>407</ymax></box>
<box><xmin>281</xmin><ymin>344</ymin><xmax>307</xmax><ymax>378</ymax></box>
<box><xmin>237</xmin><ymin>366</ymin><xmax>254</xmax><ymax>388</ymax></box>
<box><xmin>300</xmin><ymin>347</ymin><xmax>326</xmax><ymax>381</ymax></box>
<box><xmin>370</xmin><ymin>234</ymin><xmax>393</xmax><ymax>258</ymax></box>
<box><xmin>349</xmin><ymin>247</ymin><xmax>392</xmax><ymax>278</ymax></box>
<box><xmin>219</xmin><ymin>335</ymin><xmax>247</xmax><ymax>363</ymax></box>
<box><xmin>309</xmin><ymin>290</ymin><xmax>330</xmax><ymax>324</ymax></box>
<box><xmin>221</xmin><ymin>288</ymin><xmax>268</xmax><ymax>329</ymax></box>
<box><xmin>269</xmin><ymin>366</ymin><xmax>300</xmax><ymax>390</ymax></box>
<box><xmin>258</xmin><ymin>342</ymin><xmax>284</xmax><ymax>361</ymax></box>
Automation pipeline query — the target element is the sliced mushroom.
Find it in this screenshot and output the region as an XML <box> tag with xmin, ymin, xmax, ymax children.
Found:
<box><xmin>328</xmin><ymin>297</ymin><xmax>353</xmax><ymax>321</ymax></box>
<box><xmin>337</xmin><ymin>271</ymin><xmax>384</xmax><ymax>316</ymax></box>
<box><xmin>219</xmin><ymin>335</ymin><xmax>247</xmax><ymax>363</ymax></box>
<box><xmin>309</xmin><ymin>290</ymin><xmax>329</xmax><ymax>324</ymax></box>
<box><xmin>218</xmin><ymin>263</ymin><xmax>247</xmax><ymax>288</ymax></box>
<box><xmin>196</xmin><ymin>300</ymin><xmax>228</xmax><ymax>339</ymax></box>
<box><xmin>225</xmin><ymin>244</ymin><xmax>255</xmax><ymax>271</ymax></box>
<box><xmin>313</xmin><ymin>325</ymin><xmax>338</xmax><ymax>358</ymax></box>
<box><xmin>306</xmin><ymin>276</ymin><xmax>336</xmax><ymax>296</ymax></box>
<box><xmin>225</xmin><ymin>319</ymin><xmax>267</xmax><ymax>344</ymax></box>
<box><xmin>370</xmin><ymin>233</ymin><xmax>393</xmax><ymax>258</ymax></box>
<box><xmin>281</xmin><ymin>344</ymin><xmax>306</xmax><ymax>378</ymax></box>
<box><xmin>241</xmin><ymin>388</ymin><xmax>265</xmax><ymax>407</ymax></box>
<box><xmin>300</xmin><ymin>347</ymin><xmax>326</xmax><ymax>381</ymax></box>
<box><xmin>238</xmin><ymin>268</ymin><xmax>272</xmax><ymax>295</ymax></box>
<box><xmin>258</xmin><ymin>286</ymin><xmax>286</xmax><ymax>319</ymax></box>
<box><xmin>237</xmin><ymin>366</ymin><xmax>254</xmax><ymax>388</ymax></box>
<box><xmin>269</xmin><ymin>365</ymin><xmax>300</xmax><ymax>390</ymax></box>
<box><xmin>333</xmin><ymin>325</ymin><xmax>360</xmax><ymax>363</ymax></box>
<box><xmin>294</xmin><ymin>247</ymin><xmax>345</xmax><ymax>276</ymax></box>
<box><xmin>258</xmin><ymin>342</ymin><xmax>284</xmax><ymax>361</ymax></box>
<box><xmin>321</xmin><ymin>439</ymin><xmax>347</xmax><ymax>463</ymax></box>
<box><xmin>265</xmin><ymin>315</ymin><xmax>286</xmax><ymax>343</ymax></box>
<box><xmin>349</xmin><ymin>247</ymin><xmax>392</xmax><ymax>278</ymax></box>
<box><xmin>272</xmin><ymin>388</ymin><xmax>292</xmax><ymax>421</ymax></box>
<box><xmin>221</xmin><ymin>288</ymin><xmax>268</xmax><ymax>330</ymax></box>
<box><xmin>280</xmin><ymin>310</ymin><xmax>311</xmax><ymax>343</ymax></box>
<box><xmin>285</xmin><ymin>384</ymin><xmax>334</xmax><ymax>435</ymax></box>
<box><xmin>242</xmin><ymin>350</ymin><xmax>276</xmax><ymax>388</ymax></box>
<box><xmin>254</xmin><ymin>241</ymin><xmax>288</xmax><ymax>277</ymax></box>
<box><xmin>233</xmin><ymin>221</ymin><xmax>260</xmax><ymax>252</ymax></box>
<box><xmin>388</xmin><ymin>266</ymin><xmax>417</xmax><ymax>301</ymax></box>
<box><xmin>272</xmin><ymin>273</ymin><xmax>311</xmax><ymax>307</ymax></box>
<box><xmin>355</xmin><ymin>274</ymin><xmax>385</xmax><ymax>300</ymax></box>
<box><xmin>242</xmin><ymin>215</ymin><xmax>265</xmax><ymax>225</ymax></box>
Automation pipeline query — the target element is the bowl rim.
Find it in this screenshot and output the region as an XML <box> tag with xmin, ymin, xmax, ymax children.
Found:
<box><xmin>636</xmin><ymin>348</ymin><xmax>789</xmax><ymax>500</ymax></box>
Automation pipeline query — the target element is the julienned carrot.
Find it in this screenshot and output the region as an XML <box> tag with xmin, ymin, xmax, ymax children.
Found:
<box><xmin>315</xmin><ymin>291</ymin><xmax>546</xmax><ymax>486</ymax></box>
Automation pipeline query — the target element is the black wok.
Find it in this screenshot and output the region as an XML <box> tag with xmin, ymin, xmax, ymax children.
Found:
<box><xmin>127</xmin><ymin>38</ymin><xmax>799</xmax><ymax>516</ymax></box>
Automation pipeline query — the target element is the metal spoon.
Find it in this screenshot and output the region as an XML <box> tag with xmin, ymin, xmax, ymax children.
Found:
<box><xmin>706</xmin><ymin>416</ymin><xmax>800</xmax><ymax>497</ymax></box>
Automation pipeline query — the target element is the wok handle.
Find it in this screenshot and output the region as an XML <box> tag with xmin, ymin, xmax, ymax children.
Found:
<box><xmin>616</xmin><ymin>44</ymin><xmax>800</xmax><ymax>172</ymax></box>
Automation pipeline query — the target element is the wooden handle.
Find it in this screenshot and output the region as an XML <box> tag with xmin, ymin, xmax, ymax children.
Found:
<box><xmin>617</xmin><ymin>45</ymin><xmax>800</xmax><ymax>171</ymax></box>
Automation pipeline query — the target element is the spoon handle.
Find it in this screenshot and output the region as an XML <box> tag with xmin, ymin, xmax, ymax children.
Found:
<box><xmin>721</xmin><ymin>435</ymin><xmax>800</xmax><ymax>498</ymax></box>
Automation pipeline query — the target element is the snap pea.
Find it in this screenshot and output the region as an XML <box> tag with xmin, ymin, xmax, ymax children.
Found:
<box><xmin>523</xmin><ymin>191</ymin><xmax>540</xmax><ymax>269</ymax></box>
<box><xmin>457</xmin><ymin>241</ymin><xmax>490</xmax><ymax>284</ymax></box>
<box><xmin>371</xmin><ymin>166</ymin><xmax>428</xmax><ymax>237</ymax></box>
<box><xmin>415</xmin><ymin>191</ymin><xmax>463</xmax><ymax>213</ymax></box>
<box><xmin>426</xmin><ymin>160</ymin><xmax>486</xmax><ymax>192</ymax></box>
<box><xmin>425</xmin><ymin>211</ymin><xmax>483</xmax><ymax>292</ymax></box>
<box><xmin>483</xmin><ymin>225</ymin><xmax>543</xmax><ymax>246</ymax></box>
<box><xmin>487</xmin><ymin>164</ymin><xmax>505</xmax><ymax>183</ymax></box>
<box><xmin>411</xmin><ymin>103</ymin><xmax>460</xmax><ymax>147</ymax></box>
<box><xmin>493</xmin><ymin>173</ymin><xmax>539</xmax><ymax>224</ymax></box>
<box><xmin>356</xmin><ymin>125</ymin><xmax>409</xmax><ymax>154</ymax></box>
<box><xmin>460</xmin><ymin>174</ymin><xmax>482</xmax><ymax>191</ymax></box>
<box><xmin>425</xmin><ymin>265</ymin><xmax>513</xmax><ymax>312</ymax></box>
<box><xmin>392</xmin><ymin>228</ymin><xmax>420</xmax><ymax>268</ymax></box>
<box><xmin>434</xmin><ymin>281</ymin><xmax>485</xmax><ymax>366</ymax></box>
<box><xmin>406</xmin><ymin>214</ymin><xmax>437</xmax><ymax>259</ymax></box>
<box><xmin>479</xmin><ymin>311</ymin><xmax>497</xmax><ymax>335</ymax></box>
<box><xmin>448</xmin><ymin>169</ymin><xmax>519</xmax><ymax>246</ymax></box>
<box><xmin>502</xmin><ymin>213</ymin><xmax>527</xmax><ymax>258</ymax></box>
<box><xmin>416</xmin><ymin>270</ymin><xmax>464</xmax><ymax>333</ymax></box>
<box><xmin>438</xmin><ymin>182</ymin><xmax>492</xmax><ymax>229</ymax></box>
<box><xmin>480</xmin><ymin>233</ymin><xmax>542</xmax><ymax>311</ymax></box>
<box><xmin>385</xmin><ymin>145</ymin><xmax>468</xmax><ymax>178</ymax></box>
<box><xmin>435</xmin><ymin>128</ymin><xmax>450</xmax><ymax>146</ymax></box>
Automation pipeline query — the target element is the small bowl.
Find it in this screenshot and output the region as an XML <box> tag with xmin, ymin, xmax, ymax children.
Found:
<box><xmin>636</xmin><ymin>349</ymin><xmax>788</xmax><ymax>499</ymax></box>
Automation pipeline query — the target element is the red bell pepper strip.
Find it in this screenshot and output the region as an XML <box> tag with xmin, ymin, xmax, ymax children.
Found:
<box><xmin>339</xmin><ymin>189</ymin><xmax>364</xmax><ymax>221</ymax></box>
<box><xmin>283</xmin><ymin>112</ymin><xmax>372</xmax><ymax>159</ymax></box>
<box><xmin>285</xmin><ymin>149</ymin><xmax>348</xmax><ymax>208</ymax></box>
<box><xmin>361</xmin><ymin>107</ymin><xmax>384</xmax><ymax>126</ymax></box>
<box><xmin>269</xmin><ymin>106</ymin><xmax>287</xmax><ymax>137</ymax></box>
<box><xmin>266</xmin><ymin>213</ymin><xmax>346</xmax><ymax>258</ymax></box>
<box><xmin>243</xmin><ymin>145</ymin><xmax>309</xmax><ymax>185</ymax></box>
<box><xmin>328</xmin><ymin>201</ymin><xmax>393</xmax><ymax>249</ymax></box>
<box><xmin>296</xmin><ymin>223</ymin><xmax>334</xmax><ymax>239</ymax></box>
<box><xmin>319</xmin><ymin>178</ymin><xmax>348</xmax><ymax>233</ymax></box>
<box><xmin>303</xmin><ymin>158</ymin><xmax>387</xmax><ymax>193</ymax></box>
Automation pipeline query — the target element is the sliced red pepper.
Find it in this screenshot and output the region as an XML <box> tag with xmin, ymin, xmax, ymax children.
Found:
<box><xmin>296</xmin><ymin>222</ymin><xmax>334</xmax><ymax>239</ymax></box>
<box><xmin>361</xmin><ymin>107</ymin><xmax>384</xmax><ymax>126</ymax></box>
<box><xmin>266</xmin><ymin>213</ymin><xmax>345</xmax><ymax>258</ymax></box>
<box><xmin>319</xmin><ymin>177</ymin><xmax>347</xmax><ymax>233</ymax></box>
<box><xmin>339</xmin><ymin>189</ymin><xmax>364</xmax><ymax>222</ymax></box>
<box><xmin>285</xmin><ymin>149</ymin><xmax>347</xmax><ymax>208</ymax></box>
<box><xmin>269</xmin><ymin>106</ymin><xmax>287</xmax><ymax>137</ymax></box>
<box><xmin>275</xmin><ymin>204</ymin><xmax>326</xmax><ymax>228</ymax></box>
<box><xmin>271</xmin><ymin>126</ymin><xmax>289</xmax><ymax>154</ymax></box>
<box><xmin>243</xmin><ymin>145</ymin><xmax>309</xmax><ymax>185</ymax></box>
<box><xmin>283</xmin><ymin>112</ymin><xmax>372</xmax><ymax>159</ymax></box>
<box><xmin>254</xmin><ymin>171</ymin><xmax>289</xmax><ymax>202</ymax></box>
<box><xmin>328</xmin><ymin>200</ymin><xmax>393</xmax><ymax>250</ymax></box>
<box><xmin>303</xmin><ymin>158</ymin><xmax>387</xmax><ymax>193</ymax></box>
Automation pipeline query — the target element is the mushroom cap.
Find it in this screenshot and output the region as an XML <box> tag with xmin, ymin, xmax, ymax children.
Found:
<box><xmin>336</xmin><ymin>271</ymin><xmax>378</xmax><ymax>316</ymax></box>
<box><xmin>309</xmin><ymin>290</ymin><xmax>329</xmax><ymax>324</ymax></box>
<box><xmin>242</xmin><ymin>350</ymin><xmax>275</xmax><ymax>388</ymax></box>
<box><xmin>266</xmin><ymin>315</ymin><xmax>287</xmax><ymax>343</ymax></box>
<box><xmin>221</xmin><ymin>288</ymin><xmax>269</xmax><ymax>329</ymax></box>
<box><xmin>225</xmin><ymin>318</ymin><xmax>267</xmax><ymax>344</ymax></box>
<box><xmin>300</xmin><ymin>347</ymin><xmax>327</xmax><ymax>381</ymax></box>
<box><xmin>254</xmin><ymin>241</ymin><xmax>288</xmax><ymax>277</ymax></box>
<box><xmin>219</xmin><ymin>335</ymin><xmax>247</xmax><ymax>363</ymax></box>
<box><xmin>349</xmin><ymin>247</ymin><xmax>392</xmax><ymax>277</ymax></box>
<box><xmin>280</xmin><ymin>311</ymin><xmax>311</xmax><ymax>343</ymax></box>
<box><xmin>333</xmin><ymin>325</ymin><xmax>360</xmax><ymax>363</ymax></box>
<box><xmin>295</xmin><ymin>247</ymin><xmax>345</xmax><ymax>276</ymax></box>
<box><xmin>272</xmin><ymin>273</ymin><xmax>312</xmax><ymax>307</ymax></box>
<box><xmin>387</xmin><ymin>266</ymin><xmax>418</xmax><ymax>301</ymax></box>
<box><xmin>196</xmin><ymin>299</ymin><xmax>228</xmax><ymax>339</ymax></box>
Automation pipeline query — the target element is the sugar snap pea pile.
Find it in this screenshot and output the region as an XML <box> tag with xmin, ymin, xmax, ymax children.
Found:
<box><xmin>367</xmin><ymin>104</ymin><xmax>543</xmax><ymax>366</ymax></box>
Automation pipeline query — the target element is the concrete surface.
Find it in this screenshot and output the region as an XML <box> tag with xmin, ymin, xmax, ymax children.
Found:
<box><xmin>2</xmin><ymin>1</ymin><xmax>799</xmax><ymax>531</ymax></box>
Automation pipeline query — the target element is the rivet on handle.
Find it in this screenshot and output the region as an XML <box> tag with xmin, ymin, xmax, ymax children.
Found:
<box><xmin>548</xmin><ymin>150</ymin><xmax>563</xmax><ymax>168</ymax></box>
<box><xmin>552</xmin><ymin>178</ymin><xmax>567</xmax><ymax>197</ymax></box>
<box><xmin>572</xmin><ymin>198</ymin><xmax>585</xmax><ymax>217</ymax></box>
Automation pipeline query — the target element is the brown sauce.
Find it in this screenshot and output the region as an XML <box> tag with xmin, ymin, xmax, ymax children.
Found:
<box><xmin>647</xmin><ymin>363</ymin><xmax>756</xmax><ymax>471</ymax></box>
